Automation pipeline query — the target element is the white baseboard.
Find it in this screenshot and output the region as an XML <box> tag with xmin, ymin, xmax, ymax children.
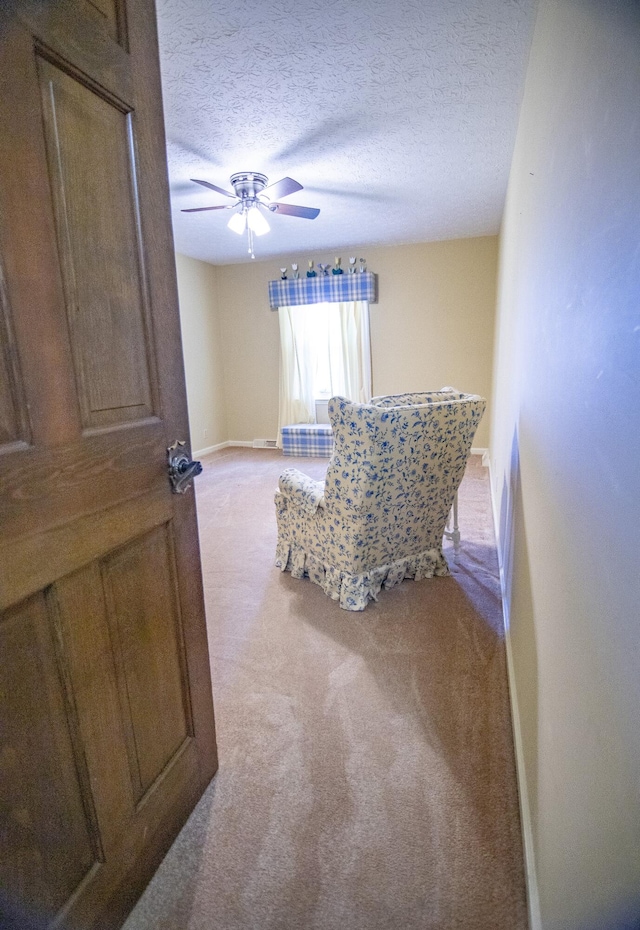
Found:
<box><xmin>470</xmin><ymin>446</ymin><xmax>489</xmax><ymax>464</ymax></box>
<box><xmin>487</xmin><ymin>454</ymin><xmax>542</xmax><ymax>930</ymax></box>
<box><xmin>193</xmin><ymin>441</ymin><xmax>229</xmax><ymax>457</ymax></box>
<box><xmin>194</xmin><ymin>439</ymin><xmax>270</xmax><ymax>457</ymax></box>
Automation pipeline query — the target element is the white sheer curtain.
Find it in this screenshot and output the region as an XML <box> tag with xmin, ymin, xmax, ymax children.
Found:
<box><xmin>278</xmin><ymin>300</ymin><xmax>372</xmax><ymax>444</ymax></box>
<box><xmin>331</xmin><ymin>300</ymin><xmax>372</xmax><ymax>404</ymax></box>
<box><xmin>277</xmin><ymin>303</ymin><xmax>317</xmax><ymax>433</ymax></box>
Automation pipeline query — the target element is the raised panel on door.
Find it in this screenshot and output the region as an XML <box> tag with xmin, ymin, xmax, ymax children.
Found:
<box><xmin>0</xmin><ymin>264</ymin><xmax>30</xmax><ymax>452</ymax></box>
<box><xmin>53</xmin><ymin>562</ymin><xmax>136</xmax><ymax>854</ymax></box>
<box><xmin>0</xmin><ymin>593</ymin><xmax>100</xmax><ymax>920</ymax></box>
<box><xmin>103</xmin><ymin>524</ymin><xmax>193</xmax><ymax>803</ymax></box>
<box><xmin>38</xmin><ymin>56</ymin><xmax>157</xmax><ymax>433</ymax></box>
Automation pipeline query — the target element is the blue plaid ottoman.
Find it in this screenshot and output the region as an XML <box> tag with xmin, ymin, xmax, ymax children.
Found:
<box><xmin>281</xmin><ymin>424</ymin><xmax>334</xmax><ymax>457</ymax></box>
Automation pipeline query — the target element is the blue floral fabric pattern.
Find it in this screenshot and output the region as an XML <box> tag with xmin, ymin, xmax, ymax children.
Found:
<box><xmin>275</xmin><ymin>389</ymin><xmax>486</xmax><ymax>611</ymax></box>
<box><xmin>370</xmin><ymin>388</ymin><xmax>463</xmax><ymax>407</ymax></box>
<box><xmin>278</xmin><ymin>468</ymin><xmax>326</xmax><ymax>513</ymax></box>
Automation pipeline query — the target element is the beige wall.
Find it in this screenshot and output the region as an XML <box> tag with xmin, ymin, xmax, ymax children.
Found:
<box><xmin>368</xmin><ymin>238</ymin><xmax>497</xmax><ymax>447</ymax></box>
<box><xmin>175</xmin><ymin>253</ymin><xmax>227</xmax><ymax>452</ymax></box>
<box><xmin>214</xmin><ymin>237</ymin><xmax>497</xmax><ymax>446</ymax></box>
<box><xmin>491</xmin><ymin>1</ymin><xmax>640</xmax><ymax>928</ymax></box>
<box><xmin>214</xmin><ymin>257</ymin><xmax>281</xmax><ymax>444</ymax></box>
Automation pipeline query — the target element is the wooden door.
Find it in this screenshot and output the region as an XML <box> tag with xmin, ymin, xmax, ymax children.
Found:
<box><xmin>0</xmin><ymin>2</ymin><xmax>218</xmax><ymax>928</ymax></box>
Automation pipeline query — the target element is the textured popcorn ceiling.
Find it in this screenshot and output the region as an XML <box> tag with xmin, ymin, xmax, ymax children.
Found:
<box><xmin>157</xmin><ymin>0</ymin><xmax>537</xmax><ymax>265</ymax></box>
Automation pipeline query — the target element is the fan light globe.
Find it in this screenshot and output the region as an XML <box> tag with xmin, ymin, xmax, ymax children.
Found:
<box><xmin>227</xmin><ymin>211</ymin><xmax>246</xmax><ymax>235</ymax></box>
<box><xmin>247</xmin><ymin>206</ymin><xmax>270</xmax><ymax>236</ymax></box>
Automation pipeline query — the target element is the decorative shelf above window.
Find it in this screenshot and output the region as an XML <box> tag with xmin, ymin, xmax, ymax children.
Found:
<box><xmin>268</xmin><ymin>272</ymin><xmax>377</xmax><ymax>310</ymax></box>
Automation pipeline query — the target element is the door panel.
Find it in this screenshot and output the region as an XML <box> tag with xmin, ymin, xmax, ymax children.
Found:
<box><xmin>0</xmin><ymin>344</ymin><xmax>21</xmax><ymax>444</ymax></box>
<box><xmin>0</xmin><ymin>2</ymin><xmax>218</xmax><ymax>927</ymax></box>
<box><xmin>38</xmin><ymin>57</ymin><xmax>156</xmax><ymax>431</ymax></box>
<box><xmin>103</xmin><ymin>524</ymin><xmax>192</xmax><ymax>800</ymax></box>
<box><xmin>0</xmin><ymin>267</ymin><xmax>30</xmax><ymax>450</ymax></box>
<box><xmin>0</xmin><ymin>593</ymin><xmax>99</xmax><ymax>917</ymax></box>
<box><xmin>0</xmin><ymin>20</ymin><xmax>81</xmax><ymax>448</ymax></box>
<box><xmin>53</xmin><ymin>562</ymin><xmax>136</xmax><ymax>853</ymax></box>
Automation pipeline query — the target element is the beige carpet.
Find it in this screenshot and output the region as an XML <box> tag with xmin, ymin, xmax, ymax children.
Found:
<box><xmin>123</xmin><ymin>449</ymin><xmax>527</xmax><ymax>930</ymax></box>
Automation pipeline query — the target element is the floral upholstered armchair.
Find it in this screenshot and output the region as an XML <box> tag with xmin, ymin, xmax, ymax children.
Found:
<box><xmin>274</xmin><ymin>389</ymin><xmax>486</xmax><ymax>610</ymax></box>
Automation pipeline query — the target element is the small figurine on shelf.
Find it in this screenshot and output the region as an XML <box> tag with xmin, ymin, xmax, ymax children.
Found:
<box><xmin>280</xmin><ymin>267</ymin><xmax>287</xmax><ymax>280</ymax></box>
<box><xmin>332</xmin><ymin>257</ymin><xmax>343</xmax><ymax>274</ymax></box>
<box><xmin>307</xmin><ymin>260</ymin><xmax>316</xmax><ymax>278</ymax></box>
<box><xmin>291</xmin><ymin>263</ymin><xmax>299</xmax><ymax>280</ymax></box>
<box><xmin>359</xmin><ymin>258</ymin><xmax>367</xmax><ymax>273</ymax></box>
<box><xmin>349</xmin><ymin>256</ymin><xmax>357</xmax><ymax>273</ymax></box>
<box><xmin>318</xmin><ymin>263</ymin><xmax>331</xmax><ymax>275</ymax></box>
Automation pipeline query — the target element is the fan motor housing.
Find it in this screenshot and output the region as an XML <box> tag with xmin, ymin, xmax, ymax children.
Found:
<box><xmin>230</xmin><ymin>172</ymin><xmax>268</xmax><ymax>200</ymax></box>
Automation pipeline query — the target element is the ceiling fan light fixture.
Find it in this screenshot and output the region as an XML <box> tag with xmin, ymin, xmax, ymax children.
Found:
<box><xmin>186</xmin><ymin>173</ymin><xmax>319</xmax><ymax>258</ymax></box>
<box><xmin>227</xmin><ymin>210</ymin><xmax>246</xmax><ymax>235</ymax></box>
<box><xmin>247</xmin><ymin>205</ymin><xmax>270</xmax><ymax>236</ymax></box>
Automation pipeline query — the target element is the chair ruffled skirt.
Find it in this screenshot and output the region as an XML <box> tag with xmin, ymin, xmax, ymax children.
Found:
<box><xmin>275</xmin><ymin>539</ymin><xmax>449</xmax><ymax>611</ymax></box>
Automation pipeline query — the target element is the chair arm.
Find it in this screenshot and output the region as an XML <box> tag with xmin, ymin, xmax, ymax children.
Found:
<box><xmin>278</xmin><ymin>468</ymin><xmax>326</xmax><ymax>514</ymax></box>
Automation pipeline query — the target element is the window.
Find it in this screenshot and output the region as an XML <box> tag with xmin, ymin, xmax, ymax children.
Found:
<box><xmin>277</xmin><ymin>300</ymin><xmax>372</xmax><ymax>442</ymax></box>
<box><xmin>301</xmin><ymin>303</ymin><xmax>342</xmax><ymax>399</ymax></box>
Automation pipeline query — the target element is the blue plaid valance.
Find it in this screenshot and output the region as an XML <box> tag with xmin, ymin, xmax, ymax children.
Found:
<box><xmin>268</xmin><ymin>271</ymin><xmax>377</xmax><ymax>310</ymax></box>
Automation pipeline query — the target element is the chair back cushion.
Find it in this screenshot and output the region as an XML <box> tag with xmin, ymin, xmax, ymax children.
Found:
<box><xmin>324</xmin><ymin>393</ymin><xmax>485</xmax><ymax>553</ymax></box>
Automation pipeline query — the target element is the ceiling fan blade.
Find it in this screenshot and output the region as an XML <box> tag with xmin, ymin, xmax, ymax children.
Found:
<box><xmin>191</xmin><ymin>178</ymin><xmax>236</xmax><ymax>199</ymax></box>
<box><xmin>271</xmin><ymin>202</ymin><xmax>320</xmax><ymax>220</ymax></box>
<box><xmin>181</xmin><ymin>205</ymin><xmax>233</xmax><ymax>213</ymax></box>
<box><xmin>262</xmin><ymin>177</ymin><xmax>303</xmax><ymax>201</ymax></box>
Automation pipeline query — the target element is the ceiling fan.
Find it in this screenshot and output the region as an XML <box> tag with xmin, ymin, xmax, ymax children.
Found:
<box><xmin>182</xmin><ymin>172</ymin><xmax>320</xmax><ymax>258</ymax></box>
